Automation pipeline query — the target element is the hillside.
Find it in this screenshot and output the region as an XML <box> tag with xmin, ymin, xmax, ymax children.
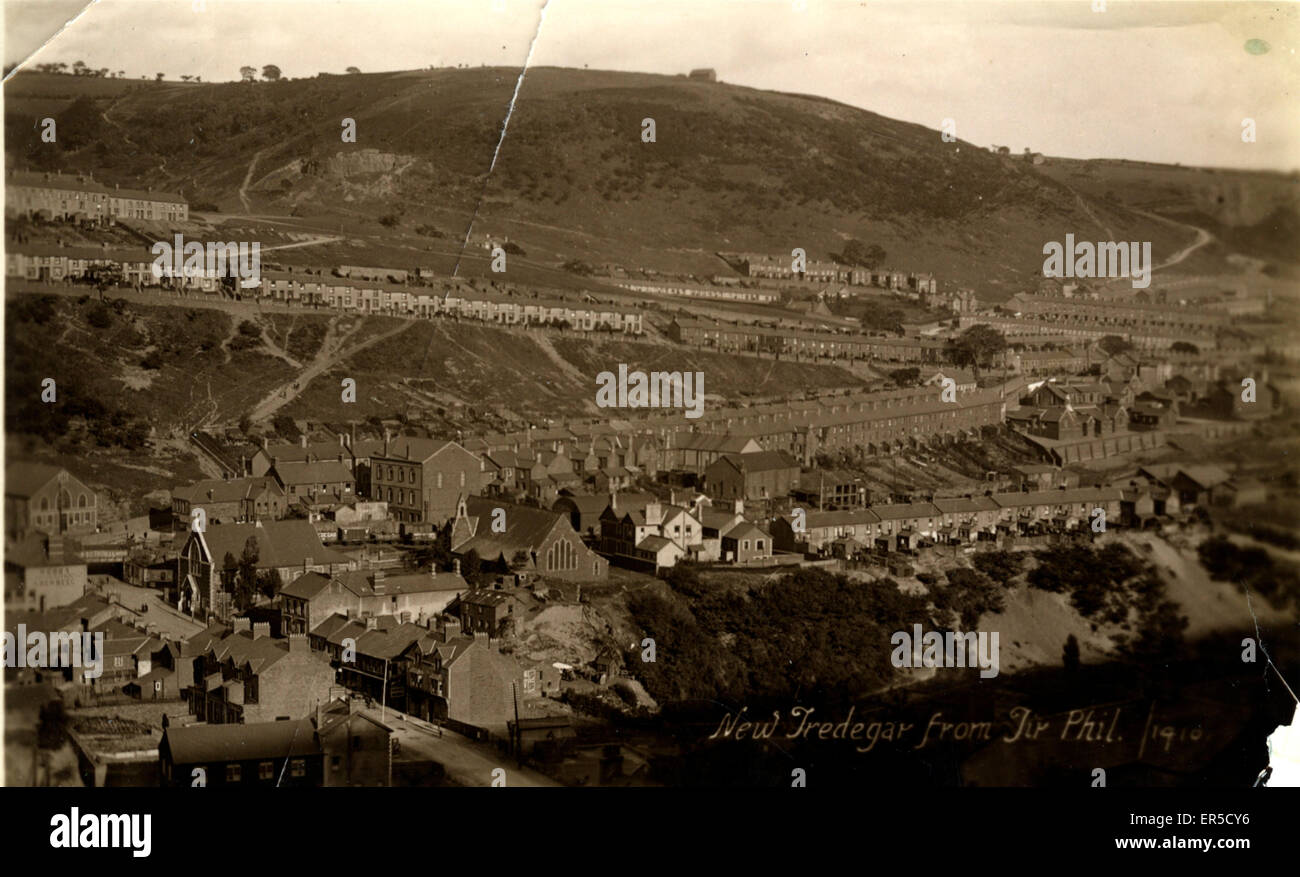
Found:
<box><xmin>1034</xmin><ymin>157</ymin><xmax>1300</xmax><ymax>266</ymax></box>
<box><xmin>5</xmin><ymin>289</ymin><xmax>863</xmax><ymax>437</ymax></box>
<box><xmin>4</xmin><ymin>67</ymin><xmax>1201</xmax><ymax>299</ymax></box>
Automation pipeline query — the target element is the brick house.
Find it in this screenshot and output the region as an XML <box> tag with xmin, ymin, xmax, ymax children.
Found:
<box><xmin>160</xmin><ymin>719</ymin><xmax>322</xmax><ymax>787</ymax></box>
<box><xmin>371</xmin><ymin>438</ymin><xmax>483</xmax><ymax>525</ymax></box>
<box><xmin>171</xmin><ymin>477</ymin><xmax>286</xmax><ymax>529</ymax></box>
<box><xmin>719</xmin><ymin>521</ymin><xmax>771</xmax><ymax>564</ymax></box>
<box><xmin>280</xmin><ymin>567</ymin><xmax>468</xmax><ymax>635</ymax></box>
<box><xmin>182</xmin><ymin>620</ymin><xmax>335</xmax><ymax>724</ymax></box>
<box><xmin>705</xmin><ymin>451</ymin><xmax>800</xmax><ymax>502</ymax></box>
<box><xmin>268</xmin><ymin>458</ymin><xmax>356</xmax><ymax>502</ymax></box>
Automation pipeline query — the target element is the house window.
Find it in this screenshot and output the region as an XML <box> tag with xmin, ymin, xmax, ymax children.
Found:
<box><xmin>259</xmin><ymin>761</ymin><xmax>273</xmax><ymax>781</ymax></box>
<box><xmin>226</xmin><ymin>764</ymin><xmax>241</xmax><ymax>782</ymax></box>
<box><xmin>437</xmin><ymin>473</ymin><xmax>443</xmax><ymax>489</ymax></box>
<box><xmin>290</xmin><ymin>759</ymin><xmax>306</xmax><ymax>778</ymax></box>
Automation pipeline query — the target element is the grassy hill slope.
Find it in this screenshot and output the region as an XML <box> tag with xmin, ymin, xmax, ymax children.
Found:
<box><xmin>6</xmin><ymin>68</ymin><xmax>1197</xmax><ymax>299</ymax></box>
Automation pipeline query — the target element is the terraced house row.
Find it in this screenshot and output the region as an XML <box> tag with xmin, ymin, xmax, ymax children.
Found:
<box><xmin>1005</xmin><ymin>292</ymin><xmax>1231</xmax><ymax>332</ymax></box>
<box><xmin>772</xmin><ymin>486</ymin><xmax>1124</xmax><ymax>553</ymax></box>
<box><xmin>959</xmin><ymin>314</ymin><xmax>1220</xmax><ymax>352</ymax></box>
<box><xmin>612</xmin><ymin>278</ymin><xmax>781</xmax><ymax>304</ymax></box>
<box><xmin>669</xmin><ymin>317</ymin><xmax>949</xmax><ymax>363</ymax></box>
<box><xmin>649</xmin><ymin>385</ymin><xmax>1007</xmax><ymax>467</ymax></box>
<box><xmin>260</xmin><ymin>271</ymin><xmax>643</xmax><ymax>332</ymax></box>
<box><xmin>5</xmin><ymin>169</ymin><xmax>189</xmax><ymax>223</ymax></box>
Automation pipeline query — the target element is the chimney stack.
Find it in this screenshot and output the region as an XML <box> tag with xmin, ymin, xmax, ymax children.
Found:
<box><xmin>453</xmin><ymin>558</ymin><xmax>462</xmax><ymax>576</ymax></box>
<box><xmin>301</xmin><ymin>434</ymin><xmax>308</xmax><ymax>449</ymax></box>
<box><xmin>288</xmin><ymin>633</ymin><xmax>308</xmax><ymax>654</ymax></box>
<box><xmin>252</xmin><ymin>622</ymin><xmax>270</xmax><ymax>639</ymax></box>
<box><xmin>442</xmin><ymin>615</ymin><xmax>461</xmax><ymax>639</ymax></box>
<box><xmin>234</xmin><ymin>617</ymin><xmax>252</xmax><ymax>633</ymax></box>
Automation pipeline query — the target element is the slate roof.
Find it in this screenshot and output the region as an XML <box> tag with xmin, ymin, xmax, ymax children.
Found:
<box><xmin>271</xmin><ymin>460</ymin><xmax>355</xmax><ymax>486</ymax></box>
<box><xmin>195</xmin><ymin>520</ymin><xmax>349</xmax><ymax>568</ymax></box>
<box><xmin>163</xmin><ymin>719</ymin><xmax>319</xmax><ymax>765</ymax></box>
<box><xmin>714</xmin><ymin>451</ymin><xmax>799</xmax><ymax>472</ymax></box>
<box><xmin>173</xmin><ymin>477</ymin><xmax>281</xmax><ymax>504</ymax></box>
<box><xmin>453</xmin><ymin>497</ymin><xmax>570</xmax><ymax>560</ymax></box>
<box><xmin>5</xmin><ymin>462</ymin><xmax>68</xmax><ymax>498</ymax></box>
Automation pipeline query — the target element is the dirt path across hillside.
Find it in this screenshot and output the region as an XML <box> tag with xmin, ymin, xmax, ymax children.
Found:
<box><xmin>238</xmin><ymin>147</ymin><xmax>267</xmax><ymax>213</ymax></box>
<box><xmin>247</xmin><ymin>317</ymin><xmax>413</xmax><ymax>421</ymax></box>
<box><xmin>531</xmin><ymin>332</ymin><xmax>590</xmax><ymax>389</ymax></box>
<box><xmin>1131</xmin><ymin>208</ymin><xmax>1214</xmax><ymax>271</ymax></box>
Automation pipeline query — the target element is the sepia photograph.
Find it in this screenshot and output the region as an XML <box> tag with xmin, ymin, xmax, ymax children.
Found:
<box><xmin>1</xmin><ymin>0</ymin><xmax>1297</xmax><ymax>854</ymax></box>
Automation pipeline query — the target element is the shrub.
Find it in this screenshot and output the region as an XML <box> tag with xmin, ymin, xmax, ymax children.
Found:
<box><xmin>86</xmin><ymin>304</ymin><xmax>113</xmax><ymax>328</ymax></box>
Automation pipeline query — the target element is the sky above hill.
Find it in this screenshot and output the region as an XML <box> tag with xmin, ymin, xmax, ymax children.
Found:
<box><xmin>4</xmin><ymin>0</ymin><xmax>1297</xmax><ymax>171</ymax></box>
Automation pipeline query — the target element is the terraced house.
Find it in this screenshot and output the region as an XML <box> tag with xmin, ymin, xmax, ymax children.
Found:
<box><xmin>280</xmin><ymin>567</ymin><xmax>469</xmax><ymax>635</ymax></box>
<box><xmin>183</xmin><ymin>620</ymin><xmax>335</xmax><ymax>725</ymax></box>
<box><xmin>772</xmin><ymin>486</ymin><xmax>1125</xmax><ymax>552</ymax></box>
<box><xmin>171</xmin><ymin>476</ymin><xmax>286</xmax><ymax>528</ymax></box>
<box><xmin>669</xmin><ymin>317</ymin><xmax>949</xmax><ymax>363</ymax></box>
<box><xmin>5</xmin><ymin>169</ymin><xmax>189</xmax><ymax>223</ymax></box>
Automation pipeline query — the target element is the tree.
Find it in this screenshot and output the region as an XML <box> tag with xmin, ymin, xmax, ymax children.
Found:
<box><xmin>345</xmin><ymin>66</ymin><xmax>361</xmax><ymax>74</ymax></box>
<box><xmin>72</xmin><ymin>60</ymin><xmax>87</xmax><ymax>76</ymax></box>
<box><xmin>1098</xmin><ymin>335</ymin><xmax>1134</xmax><ymax>357</ymax></box>
<box><xmin>1062</xmin><ymin>634</ymin><xmax>1080</xmax><ymax>674</ymax></box>
<box><xmin>240</xmin><ymin>66</ymin><xmax>257</xmax><ymax>82</ymax></box>
<box><xmin>950</xmin><ymin>324</ymin><xmax>1006</xmax><ymax>376</ymax></box>
<box><xmin>378</xmin><ymin>213</ymin><xmax>400</xmax><ymax>228</ymax></box>
<box><xmin>256</xmin><ymin>568</ymin><xmax>282</xmax><ymax>600</ymax></box>
<box><xmin>973</xmin><ymin>550</ymin><xmax>1024</xmax><ymax>585</ymax></box>
<box><xmin>888</xmin><ymin>367</ymin><xmax>920</xmax><ymax>386</ymax></box>
<box><xmin>461</xmin><ymin>549</ymin><xmax>482</xmax><ymax>585</ymax></box>
<box><xmin>272</xmin><ymin>414</ymin><xmax>299</xmax><ymax>440</ymax></box>
<box><xmin>262</xmin><ymin>65</ymin><xmax>282</xmax><ymax>82</ymax></box>
<box><xmin>841</xmin><ymin>239</ymin><xmax>887</xmax><ymax>270</ymax></box>
<box><xmin>235</xmin><ymin>536</ymin><xmax>260</xmax><ymax>610</ymax></box>
<box><xmin>1171</xmin><ymin>341</ymin><xmax>1199</xmax><ymax>355</ymax></box>
<box><xmin>180</xmin><ymin>75</ymin><xmax>192</xmax><ymax>82</ymax></box>
<box><xmin>156</xmin><ymin>72</ymin><xmax>165</xmax><ymax>81</ymax></box>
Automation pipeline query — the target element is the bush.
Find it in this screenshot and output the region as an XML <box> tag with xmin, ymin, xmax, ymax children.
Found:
<box><xmin>140</xmin><ymin>350</ymin><xmax>164</xmax><ymax>370</ymax></box>
<box><xmin>237</xmin><ymin>319</ymin><xmax>261</xmax><ymax>337</ymax></box>
<box><xmin>973</xmin><ymin>550</ymin><xmax>1024</xmax><ymax>585</ymax></box>
<box><xmin>86</xmin><ymin>304</ymin><xmax>113</xmax><ymax>328</ymax></box>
